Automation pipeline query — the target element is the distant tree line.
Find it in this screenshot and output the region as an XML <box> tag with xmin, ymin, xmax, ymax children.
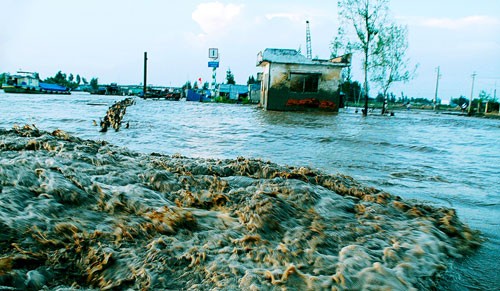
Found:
<box><xmin>0</xmin><ymin>73</ymin><xmax>7</xmax><ymax>87</ymax></box>
<box><xmin>451</xmin><ymin>90</ymin><xmax>499</xmax><ymax>113</ymax></box>
<box><xmin>181</xmin><ymin>79</ymin><xmax>209</xmax><ymax>92</ymax></box>
<box><xmin>225</xmin><ymin>68</ymin><xmax>235</xmax><ymax>85</ymax></box>
<box><xmin>247</xmin><ymin>75</ymin><xmax>258</xmax><ymax>85</ymax></box>
<box><xmin>43</xmin><ymin>71</ymin><xmax>92</xmax><ymax>90</ymax></box>
<box><xmin>181</xmin><ymin>71</ymin><xmax>262</xmax><ymax>93</ymax></box>
<box><xmin>0</xmin><ymin>71</ymin><xmax>100</xmax><ymax>91</ymax></box>
<box><xmin>339</xmin><ymin>78</ymin><xmax>442</xmax><ymax>106</ymax></box>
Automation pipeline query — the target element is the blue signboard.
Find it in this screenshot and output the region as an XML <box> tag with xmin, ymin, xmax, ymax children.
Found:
<box><xmin>208</xmin><ymin>61</ymin><xmax>219</xmax><ymax>68</ymax></box>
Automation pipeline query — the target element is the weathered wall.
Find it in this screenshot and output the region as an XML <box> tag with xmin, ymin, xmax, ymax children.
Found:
<box><xmin>261</xmin><ymin>62</ymin><xmax>343</xmax><ymax>111</ymax></box>
<box><xmin>19</xmin><ymin>76</ymin><xmax>40</xmax><ymax>88</ymax></box>
<box><xmin>260</xmin><ymin>64</ymin><xmax>270</xmax><ymax>108</ymax></box>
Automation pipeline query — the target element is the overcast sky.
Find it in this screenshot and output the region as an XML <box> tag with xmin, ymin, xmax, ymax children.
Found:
<box><xmin>1</xmin><ymin>0</ymin><xmax>499</xmax><ymax>102</ymax></box>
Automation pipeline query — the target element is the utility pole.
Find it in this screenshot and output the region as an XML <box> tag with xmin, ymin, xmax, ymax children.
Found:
<box><xmin>143</xmin><ymin>52</ymin><xmax>148</xmax><ymax>97</ymax></box>
<box><xmin>468</xmin><ymin>72</ymin><xmax>476</xmax><ymax>115</ymax></box>
<box><xmin>434</xmin><ymin>66</ymin><xmax>441</xmax><ymax>111</ymax></box>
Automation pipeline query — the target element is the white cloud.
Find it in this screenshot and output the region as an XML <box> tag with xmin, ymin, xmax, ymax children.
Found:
<box><xmin>420</xmin><ymin>15</ymin><xmax>499</xmax><ymax>30</ymax></box>
<box><xmin>192</xmin><ymin>2</ymin><xmax>244</xmax><ymax>35</ymax></box>
<box><xmin>265</xmin><ymin>13</ymin><xmax>303</xmax><ymax>22</ymax></box>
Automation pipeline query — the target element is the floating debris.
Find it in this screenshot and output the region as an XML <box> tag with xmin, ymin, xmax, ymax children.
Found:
<box><xmin>99</xmin><ymin>97</ymin><xmax>135</xmax><ymax>132</ymax></box>
<box><xmin>0</xmin><ymin>126</ymin><xmax>481</xmax><ymax>290</ymax></box>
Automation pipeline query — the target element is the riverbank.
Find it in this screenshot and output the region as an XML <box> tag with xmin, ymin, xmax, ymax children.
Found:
<box><xmin>0</xmin><ymin>126</ymin><xmax>481</xmax><ymax>290</ymax></box>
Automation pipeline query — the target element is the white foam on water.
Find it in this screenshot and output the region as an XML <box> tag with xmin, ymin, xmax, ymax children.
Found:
<box><xmin>0</xmin><ymin>126</ymin><xmax>482</xmax><ymax>290</ymax></box>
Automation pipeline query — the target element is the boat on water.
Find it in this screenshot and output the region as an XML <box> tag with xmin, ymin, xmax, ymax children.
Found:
<box><xmin>2</xmin><ymin>71</ymin><xmax>70</xmax><ymax>94</ymax></box>
<box><xmin>141</xmin><ymin>87</ymin><xmax>181</xmax><ymax>101</ymax></box>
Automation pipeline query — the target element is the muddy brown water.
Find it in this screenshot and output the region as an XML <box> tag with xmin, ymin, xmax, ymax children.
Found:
<box><xmin>0</xmin><ymin>92</ymin><xmax>498</xmax><ymax>290</ymax></box>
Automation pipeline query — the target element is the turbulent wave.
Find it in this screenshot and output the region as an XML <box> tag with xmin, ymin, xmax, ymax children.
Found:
<box><xmin>0</xmin><ymin>125</ymin><xmax>481</xmax><ymax>290</ymax></box>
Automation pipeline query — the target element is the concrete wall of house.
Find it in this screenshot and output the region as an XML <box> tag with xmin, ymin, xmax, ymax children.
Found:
<box><xmin>260</xmin><ymin>62</ymin><xmax>344</xmax><ymax>111</ymax></box>
<box><xmin>260</xmin><ymin>64</ymin><xmax>271</xmax><ymax>108</ymax></box>
<box><xmin>248</xmin><ymin>85</ymin><xmax>261</xmax><ymax>104</ymax></box>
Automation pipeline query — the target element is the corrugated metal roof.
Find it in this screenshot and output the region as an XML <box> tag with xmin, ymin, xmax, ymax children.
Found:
<box><xmin>218</xmin><ymin>84</ymin><xmax>248</xmax><ymax>94</ymax></box>
<box><xmin>257</xmin><ymin>48</ymin><xmax>350</xmax><ymax>67</ymax></box>
<box><xmin>261</xmin><ymin>49</ymin><xmax>310</xmax><ymax>64</ymax></box>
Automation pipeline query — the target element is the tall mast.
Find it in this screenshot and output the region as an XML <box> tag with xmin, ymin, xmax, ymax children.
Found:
<box><xmin>306</xmin><ymin>20</ymin><xmax>312</xmax><ymax>59</ymax></box>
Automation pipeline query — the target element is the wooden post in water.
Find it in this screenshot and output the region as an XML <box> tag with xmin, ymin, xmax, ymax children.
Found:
<box><xmin>143</xmin><ymin>52</ymin><xmax>148</xmax><ymax>96</ymax></box>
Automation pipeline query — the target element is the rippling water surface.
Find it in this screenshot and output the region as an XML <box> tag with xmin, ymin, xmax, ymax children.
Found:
<box><xmin>1</xmin><ymin>91</ymin><xmax>499</xmax><ymax>289</ymax></box>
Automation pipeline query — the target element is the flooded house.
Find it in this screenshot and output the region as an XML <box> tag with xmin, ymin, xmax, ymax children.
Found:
<box><xmin>256</xmin><ymin>48</ymin><xmax>351</xmax><ymax>111</ymax></box>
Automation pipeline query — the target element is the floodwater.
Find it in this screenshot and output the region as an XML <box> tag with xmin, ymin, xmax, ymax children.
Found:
<box><xmin>0</xmin><ymin>91</ymin><xmax>498</xmax><ymax>290</ymax></box>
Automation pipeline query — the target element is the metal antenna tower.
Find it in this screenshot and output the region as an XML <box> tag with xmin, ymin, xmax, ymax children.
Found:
<box><xmin>306</xmin><ymin>20</ymin><xmax>312</xmax><ymax>59</ymax></box>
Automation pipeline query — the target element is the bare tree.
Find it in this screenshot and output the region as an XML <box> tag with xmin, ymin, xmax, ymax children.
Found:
<box><xmin>371</xmin><ymin>23</ymin><xmax>417</xmax><ymax>114</ymax></box>
<box><xmin>337</xmin><ymin>0</ymin><xmax>389</xmax><ymax>116</ymax></box>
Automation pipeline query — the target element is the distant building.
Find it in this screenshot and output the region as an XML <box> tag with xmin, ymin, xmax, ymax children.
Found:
<box><xmin>248</xmin><ymin>83</ymin><xmax>261</xmax><ymax>104</ymax></box>
<box><xmin>2</xmin><ymin>71</ymin><xmax>69</xmax><ymax>94</ymax></box>
<box><xmin>218</xmin><ymin>84</ymin><xmax>248</xmax><ymax>101</ymax></box>
<box><xmin>256</xmin><ymin>48</ymin><xmax>351</xmax><ymax>111</ymax></box>
<box><xmin>4</xmin><ymin>72</ymin><xmax>40</xmax><ymax>89</ymax></box>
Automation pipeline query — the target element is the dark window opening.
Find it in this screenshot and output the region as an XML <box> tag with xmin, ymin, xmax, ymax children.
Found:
<box><xmin>290</xmin><ymin>73</ymin><xmax>319</xmax><ymax>93</ymax></box>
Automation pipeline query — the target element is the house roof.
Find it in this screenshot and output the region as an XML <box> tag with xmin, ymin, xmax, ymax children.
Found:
<box><xmin>218</xmin><ymin>84</ymin><xmax>248</xmax><ymax>94</ymax></box>
<box><xmin>260</xmin><ymin>49</ymin><xmax>309</xmax><ymax>64</ymax></box>
<box><xmin>257</xmin><ymin>48</ymin><xmax>350</xmax><ymax>67</ymax></box>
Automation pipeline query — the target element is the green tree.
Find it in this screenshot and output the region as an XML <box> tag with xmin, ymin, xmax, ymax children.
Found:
<box><xmin>82</xmin><ymin>77</ymin><xmax>88</xmax><ymax>85</ymax></box>
<box><xmin>375</xmin><ymin>93</ymin><xmax>385</xmax><ymax>103</ymax></box>
<box><xmin>43</xmin><ymin>71</ymin><xmax>85</xmax><ymax>90</ymax></box>
<box><xmin>45</xmin><ymin>71</ymin><xmax>68</xmax><ymax>87</ymax></box>
<box><xmin>90</xmin><ymin>78</ymin><xmax>99</xmax><ymax>90</ymax></box>
<box><xmin>339</xmin><ymin>80</ymin><xmax>362</xmax><ymax>104</ymax></box>
<box><xmin>337</xmin><ymin>0</ymin><xmax>390</xmax><ymax>116</ymax></box>
<box><xmin>478</xmin><ymin>90</ymin><xmax>491</xmax><ymax>101</ymax></box>
<box><xmin>371</xmin><ymin>23</ymin><xmax>417</xmax><ymax>114</ymax></box>
<box><xmin>182</xmin><ymin>81</ymin><xmax>192</xmax><ymax>90</ymax></box>
<box><xmin>226</xmin><ymin>68</ymin><xmax>235</xmax><ymax>85</ymax></box>
<box><xmin>389</xmin><ymin>92</ymin><xmax>396</xmax><ymax>104</ymax></box>
<box><xmin>0</xmin><ymin>73</ymin><xmax>6</xmax><ymax>85</ymax></box>
<box><xmin>247</xmin><ymin>75</ymin><xmax>257</xmax><ymax>85</ymax></box>
<box><xmin>55</xmin><ymin>71</ymin><xmax>66</xmax><ymax>83</ymax></box>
